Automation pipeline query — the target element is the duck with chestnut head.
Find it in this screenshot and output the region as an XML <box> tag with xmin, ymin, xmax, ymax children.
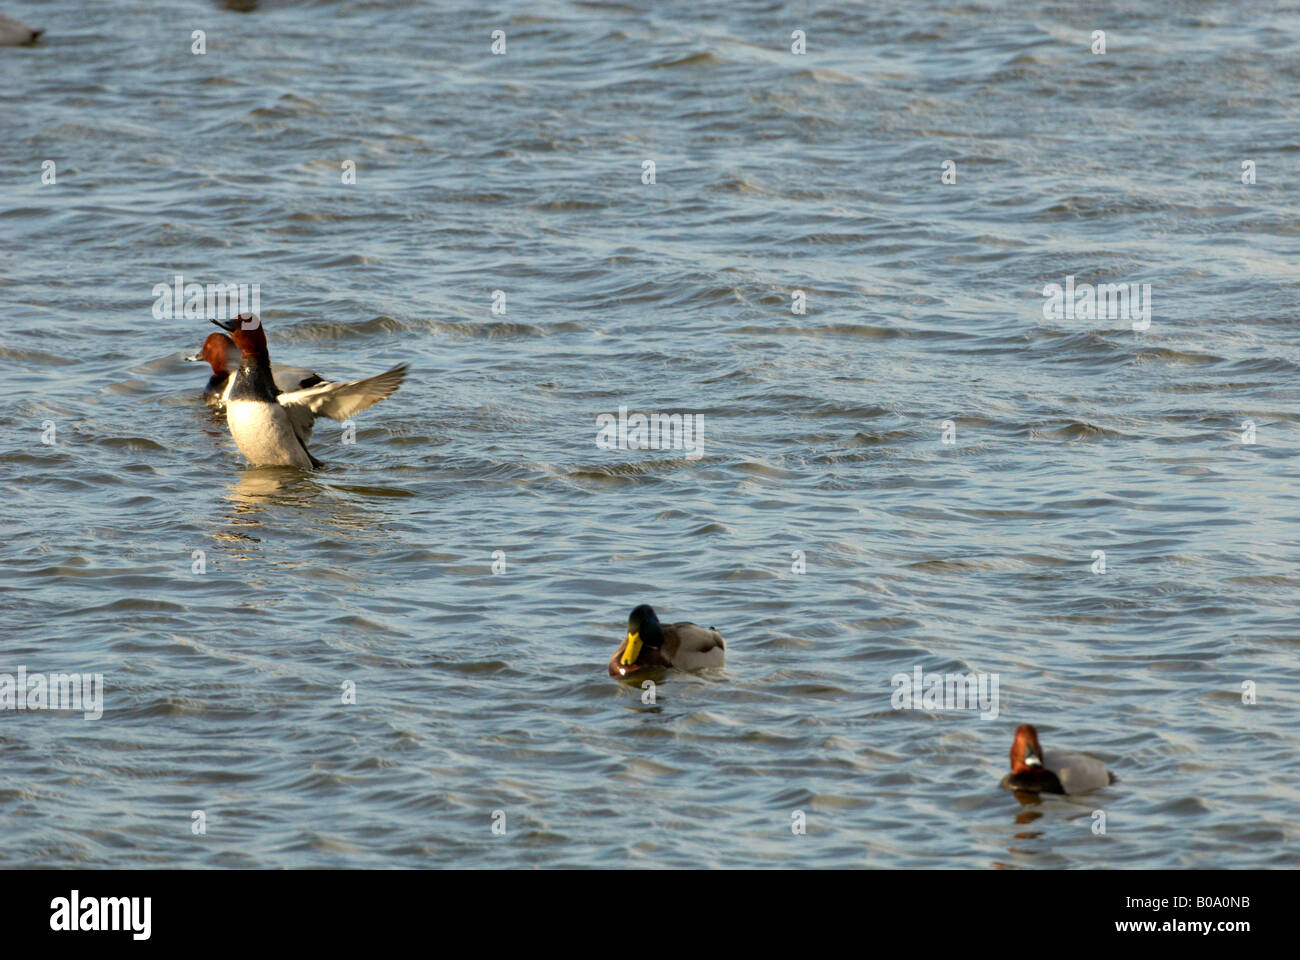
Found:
<box><xmin>186</xmin><ymin>331</ymin><xmax>328</xmax><ymax>407</ymax></box>
<box><xmin>210</xmin><ymin>313</ymin><xmax>407</xmax><ymax>469</ymax></box>
<box><xmin>1000</xmin><ymin>723</ymin><xmax>1116</xmax><ymax>795</ymax></box>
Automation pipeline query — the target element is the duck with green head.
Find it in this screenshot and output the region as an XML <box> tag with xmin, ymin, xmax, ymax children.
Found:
<box><xmin>609</xmin><ymin>604</ymin><xmax>725</xmax><ymax>678</ymax></box>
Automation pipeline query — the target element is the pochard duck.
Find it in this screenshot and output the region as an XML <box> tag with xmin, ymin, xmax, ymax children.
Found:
<box><xmin>1001</xmin><ymin>723</ymin><xmax>1116</xmax><ymax>795</ymax></box>
<box><xmin>211</xmin><ymin>313</ymin><xmax>407</xmax><ymax>469</ymax></box>
<box><xmin>186</xmin><ymin>331</ymin><xmax>328</xmax><ymax>408</ymax></box>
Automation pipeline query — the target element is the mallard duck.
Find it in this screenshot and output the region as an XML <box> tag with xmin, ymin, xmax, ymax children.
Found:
<box><xmin>1000</xmin><ymin>724</ymin><xmax>1116</xmax><ymax>794</ymax></box>
<box><xmin>608</xmin><ymin>604</ymin><xmax>725</xmax><ymax>677</ymax></box>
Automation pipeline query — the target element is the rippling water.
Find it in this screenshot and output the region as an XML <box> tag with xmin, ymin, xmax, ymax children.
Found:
<box><xmin>2</xmin><ymin>0</ymin><xmax>1298</xmax><ymax>868</ymax></box>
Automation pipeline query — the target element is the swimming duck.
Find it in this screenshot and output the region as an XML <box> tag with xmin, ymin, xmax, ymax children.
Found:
<box><xmin>608</xmin><ymin>604</ymin><xmax>725</xmax><ymax>677</ymax></box>
<box><xmin>1000</xmin><ymin>723</ymin><xmax>1115</xmax><ymax>795</ymax></box>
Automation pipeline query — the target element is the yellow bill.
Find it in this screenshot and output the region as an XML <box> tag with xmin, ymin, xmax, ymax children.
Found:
<box><xmin>620</xmin><ymin>630</ymin><xmax>642</xmax><ymax>666</ymax></box>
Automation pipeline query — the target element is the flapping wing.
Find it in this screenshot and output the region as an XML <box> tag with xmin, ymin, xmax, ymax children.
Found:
<box><xmin>270</xmin><ymin>363</ymin><xmax>329</xmax><ymax>395</ymax></box>
<box><xmin>278</xmin><ymin>364</ymin><xmax>408</xmax><ymax>421</ymax></box>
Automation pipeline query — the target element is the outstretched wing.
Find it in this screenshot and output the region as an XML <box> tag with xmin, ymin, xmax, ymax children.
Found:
<box><xmin>278</xmin><ymin>364</ymin><xmax>408</xmax><ymax>421</ymax></box>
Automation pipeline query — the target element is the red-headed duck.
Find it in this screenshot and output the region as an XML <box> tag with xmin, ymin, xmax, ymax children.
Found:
<box><xmin>211</xmin><ymin>313</ymin><xmax>407</xmax><ymax>469</ymax></box>
<box><xmin>609</xmin><ymin>604</ymin><xmax>725</xmax><ymax>678</ymax></box>
<box><xmin>186</xmin><ymin>332</ymin><xmax>328</xmax><ymax>407</ymax></box>
<box><xmin>1001</xmin><ymin>723</ymin><xmax>1116</xmax><ymax>795</ymax></box>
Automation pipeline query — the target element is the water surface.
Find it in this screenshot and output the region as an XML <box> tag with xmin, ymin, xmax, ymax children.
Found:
<box><xmin>1</xmin><ymin>0</ymin><xmax>1297</xmax><ymax>867</ymax></box>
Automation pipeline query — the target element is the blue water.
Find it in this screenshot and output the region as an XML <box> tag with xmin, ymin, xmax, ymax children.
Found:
<box><xmin>1</xmin><ymin>0</ymin><xmax>1297</xmax><ymax>867</ymax></box>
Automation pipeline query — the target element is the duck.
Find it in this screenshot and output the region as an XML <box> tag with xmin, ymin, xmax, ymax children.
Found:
<box><xmin>1000</xmin><ymin>723</ymin><xmax>1116</xmax><ymax>795</ymax></box>
<box><xmin>210</xmin><ymin>313</ymin><xmax>407</xmax><ymax>469</ymax></box>
<box><xmin>185</xmin><ymin>331</ymin><xmax>328</xmax><ymax>407</ymax></box>
<box><xmin>608</xmin><ymin>604</ymin><xmax>725</xmax><ymax>677</ymax></box>
<box><xmin>0</xmin><ymin>13</ymin><xmax>42</xmax><ymax>45</ymax></box>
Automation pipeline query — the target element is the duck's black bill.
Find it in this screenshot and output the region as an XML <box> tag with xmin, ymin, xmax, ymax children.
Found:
<box><xmin>210</xmin><ymin>318</ymin><xmax>240</xmax><ymax>332</ymax></box>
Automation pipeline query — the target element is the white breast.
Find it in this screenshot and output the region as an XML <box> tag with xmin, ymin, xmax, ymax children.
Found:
<box><xmin>225</xmin><ymin>399</ymin><xmax>314</xmax><ymax>468</ymax></box>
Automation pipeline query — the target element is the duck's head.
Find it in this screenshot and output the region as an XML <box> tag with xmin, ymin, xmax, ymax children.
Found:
<box><xmin>1001</xmin><ymin>724</ymin><xmax>1066</xmax><ymax>794</ymax></box>
<box><xmin>185</xmin><ymin>332</ymin><xmax>241</xmax><ymax>373</ymax></box>
<box><xmin>210</xmin><ymin>313</ymin><xmax>267</xmax><ymax>358</ymax></box>
<box><xmin>620</xmin><ymin>604</ymin><xmax>665</xmax><ymax>668</ymax></box>
<box><xmin>1009</xmin><ymin>724</ymin><xmax>1045</xmax><ymax>774</ymax></box>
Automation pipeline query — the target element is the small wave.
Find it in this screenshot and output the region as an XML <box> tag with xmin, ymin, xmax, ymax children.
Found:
<box><xmin>1030</xmin><ymin>420</ymin><xmax>1125</xmax><ymax>441</ymax></box>
<box><xmin>653</xmin><ymin>51</ymin><xmax>726</xmax><ymax>69</ymax></box>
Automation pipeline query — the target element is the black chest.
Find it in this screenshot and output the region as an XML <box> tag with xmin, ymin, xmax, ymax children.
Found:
<box><xmin>226</xmin><ymin>358</ymin><xmax>279</xmax><ymax>403</ymax></box>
